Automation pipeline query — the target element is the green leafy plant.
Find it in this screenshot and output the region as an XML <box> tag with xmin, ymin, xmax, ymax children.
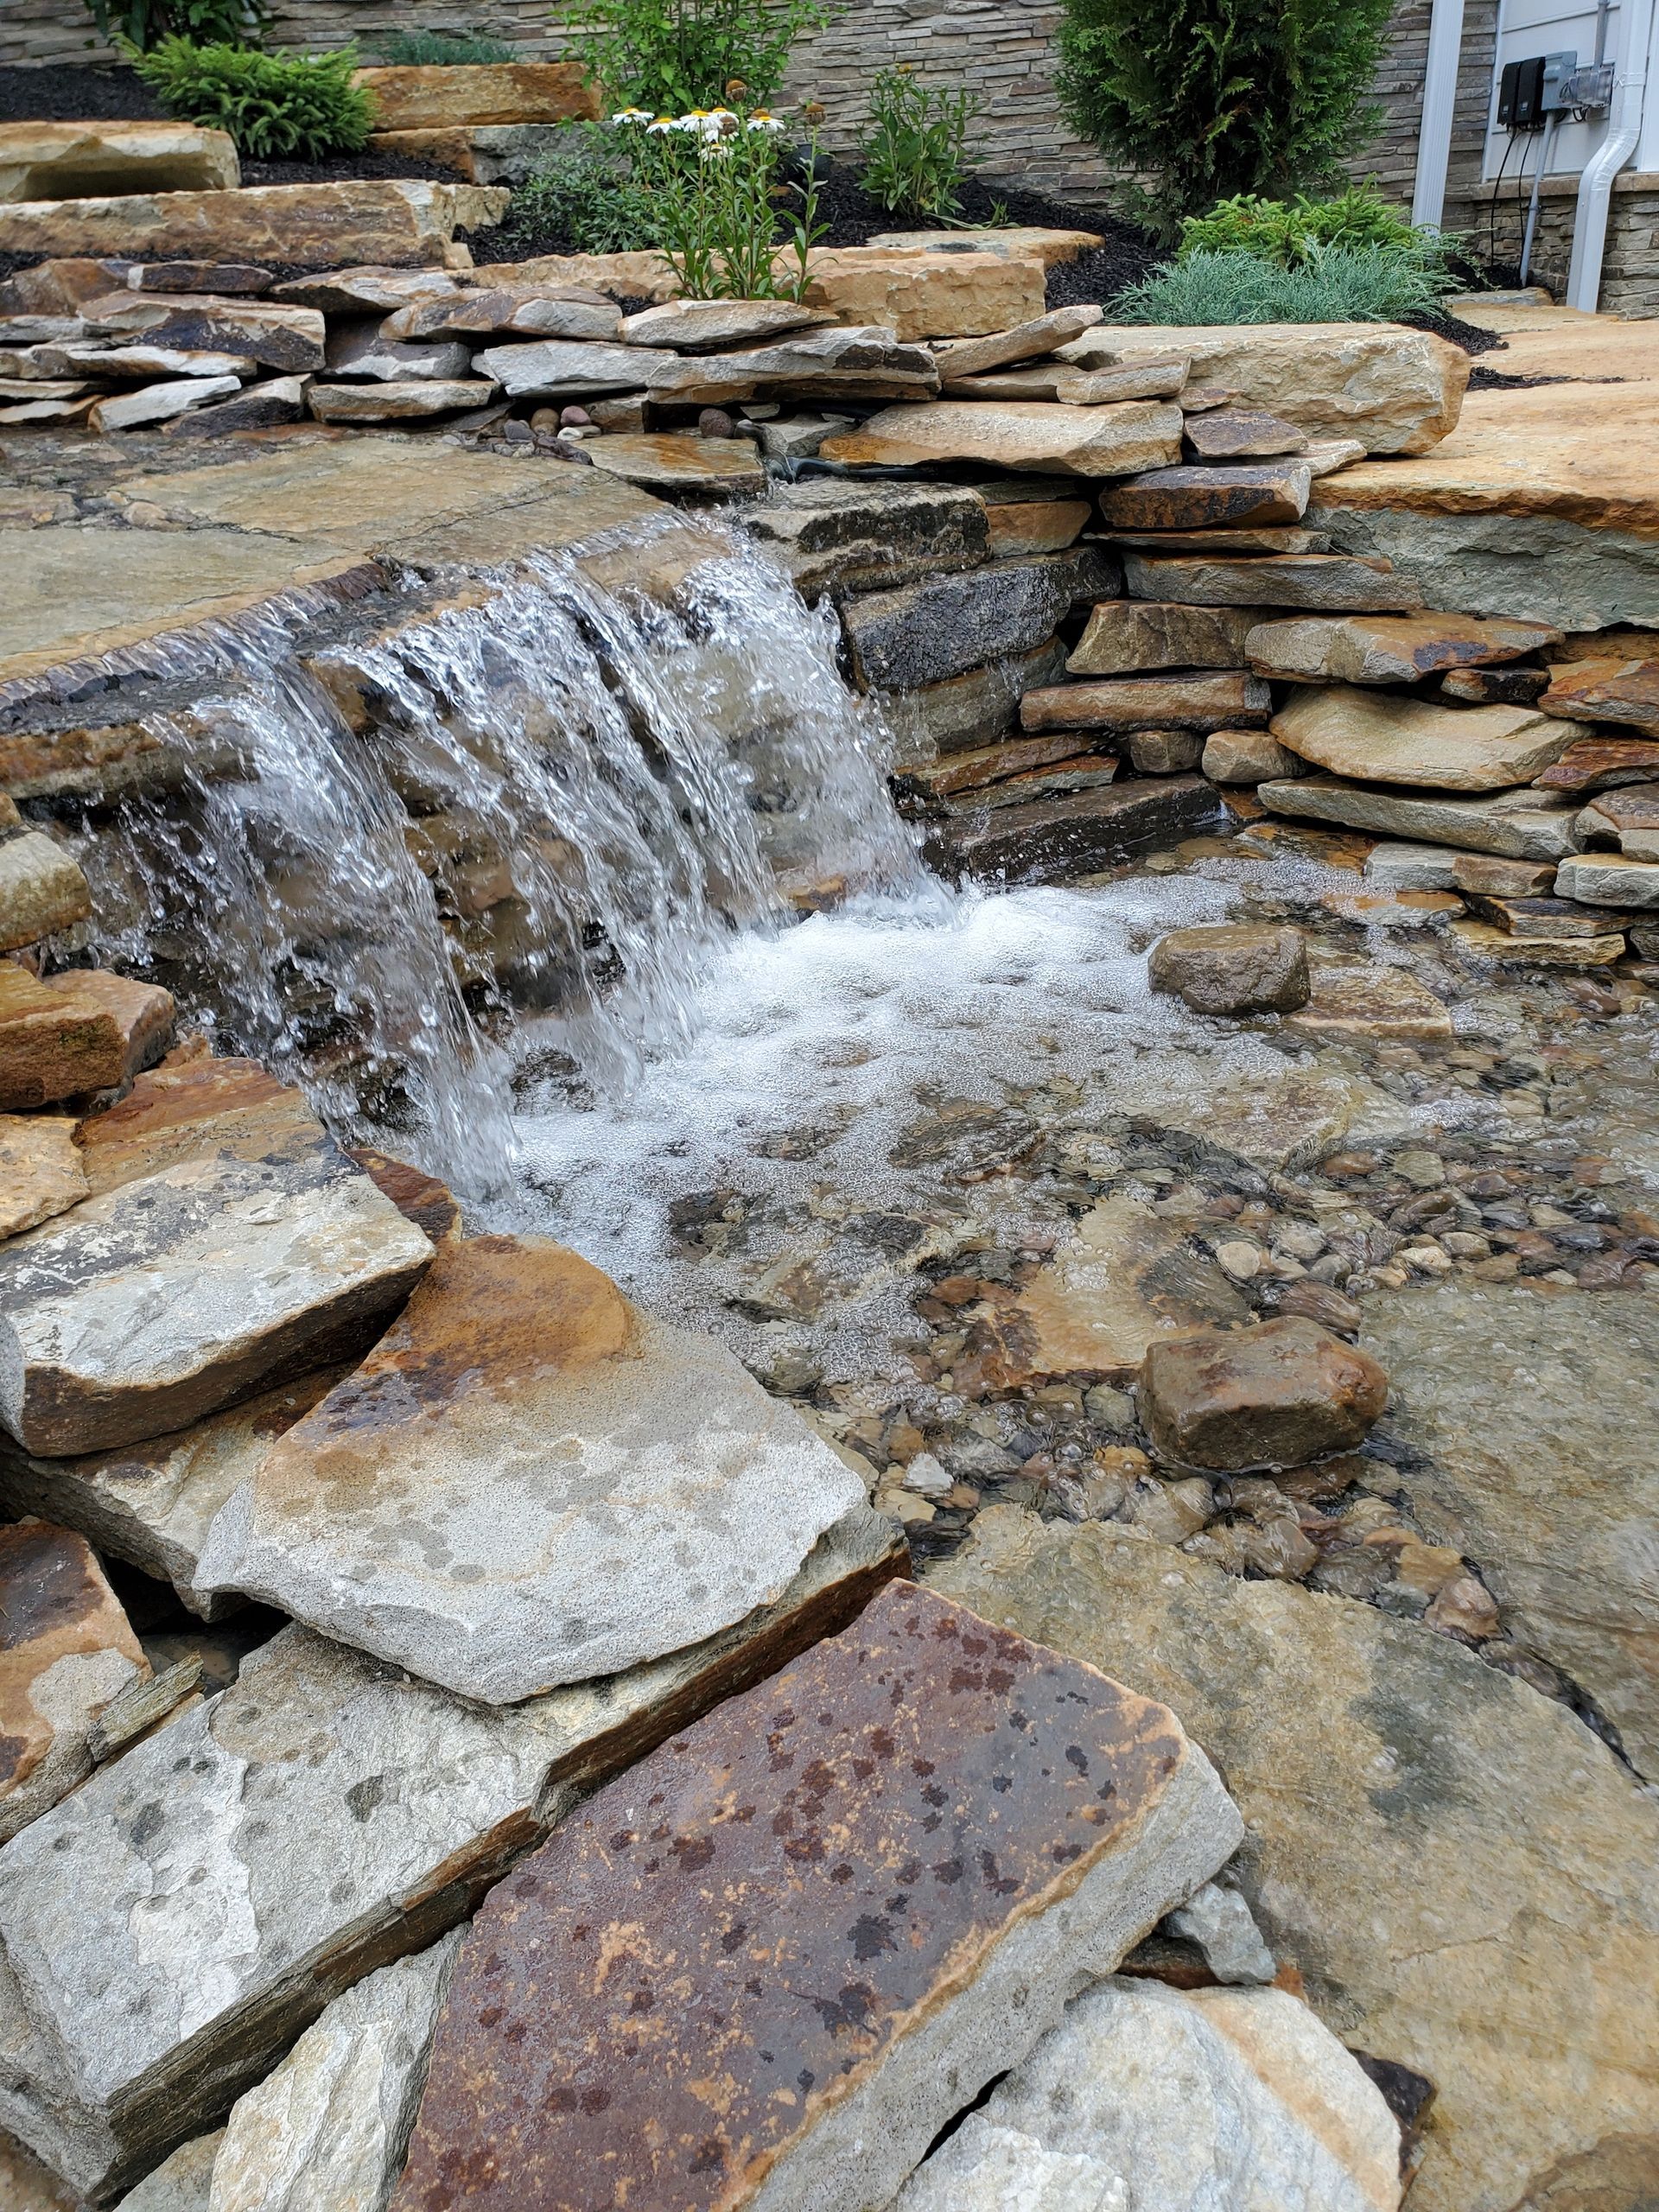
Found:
<box><xmin>1178</xmin><ymin>183</ymin><xmax>1455</xmax><ymax>271</ymax></box>
<box><xmin>625</xmin><ymin>108</ymin><xmax>825</xmax><ymax>300</ymax></box>
<box><xmin>373</xmin><ymin>29</ymin><xmax>519</xmax><ymax>63</ymax></box>
<box><xmin>81</xmin><ymin>0</ymin><xmax>262</xmax><ymax>54</ymax></box>
<box><xmin>503</xmin><ymin>120</ymin><xmax>666</xmax><ymax>251</ymax></box>
<box><xmin>130</xmin><ymin>37</ymin><xmax>377</xmax><ymax>160</ymax></box>
<box><xmin>551</xmin><ymin>0</ymin><xmax>836</xmax><ymax>113</ymax></box>
<box><xmin>855</xmin><ymin>64</ymin><xmax>982</xmax><ymax>222</ymax></box>
<box><xmin>1111</xmin><ymin>241</ymin><xmax>1455</xmax><ymax>326</ymax></box>
<box><xmin>1055</xmin><ymin>0</ymin><xmax>1396</xmax><ymax>233</ymax></box>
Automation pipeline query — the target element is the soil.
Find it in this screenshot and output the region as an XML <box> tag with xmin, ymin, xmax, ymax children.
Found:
<box><xmin>0</xmin><ymin>64</ymin><xmax>164</xmax><ymax>124</ymax></box>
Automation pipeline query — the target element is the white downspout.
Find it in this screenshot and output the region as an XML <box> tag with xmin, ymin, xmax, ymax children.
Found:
<box><xmin>1567</xmin><ymin>0</ymin><xmax>1654</xmax><ymax>308</ymax></box>
<box><xmin>1414</xmin><ymin>0</ymin><xmax>1468</xmax><ymax>226</ymax></box>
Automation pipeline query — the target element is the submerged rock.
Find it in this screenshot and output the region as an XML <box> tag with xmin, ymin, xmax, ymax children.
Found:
<box><xmin>195</xmin><ymin>1234</ymin><xmax>866</xmax><ymax>1702</ymax></box>
<box><xmin>392</xmin><ymin>1582</ymin><xmax>1242</xmax><ymax>2212</ymax></box>
<box><xmin>892</xmin><ymin>1979</ymin><xmax>1400</xmax><ymax>2212</ymax></box>
<box><xmin>927</xmin><ymin>1510</ymin><xmax>1659</xmax><ymax>2212</ymax></box>
<box><xmin>1147</xmin><ymin>924</ymin><xmax>1311</xmax><ymax>1014</ymax></box>
<box><xmin>1141</xmin><ymin>1318</ymin><xmax>1387</xmax><ymax>1471</ymax></box>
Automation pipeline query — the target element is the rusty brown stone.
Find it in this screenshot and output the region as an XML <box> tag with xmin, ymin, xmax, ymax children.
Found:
<box><xmin>346</xmin><ymin>1145</ymin><xmax>461</xmax><ymax>1243</ymax></box>
<box><xmin>1141</xmin><ymin>1319</ymin><xmax>1389</xmax><ymax>1472</ymax></box>
<box><xmin>1021</xmin><ymin>672</ymin><xmax>1270</xmax><ymax>734</ymax></box>
<box><xmin>0</xmin><ymin>1518</ymin><xmax>148</xmax><ymax>1843</ymax></box>
<box><xmin>1531</xmin><ymin>737</ymin><xmax>1659</xmax><ymax>794</ymax></box>
<box><xmin>75</xmin><ymin>1051</ymin><xmax>311</xmax><ymax>1192</ymax></box>
<box><xmin>393</xmin><ymin>1580</ymin><xmax>1240</xmax><ymax>2212</ymax></box>
<box><xmin>1541</xmin><ymin>656</ymin><xmax>1659</xmax><ymax>734</ymax></box>
<box><xmin>1099</xmin><ymin>464</ymin><xmax>1313</xmax><ymax>531</ymax></box>
<box><xmin>0</xmin><ymin>963</ymin><xmax>174</xmax><ymax>1111</ymax></box>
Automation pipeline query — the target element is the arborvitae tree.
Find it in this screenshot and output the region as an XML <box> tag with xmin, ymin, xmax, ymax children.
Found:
<box><xmin>1056</xmin><ymin>0</ymin><xmax>1396</xmax><ymax>234</ymax></box>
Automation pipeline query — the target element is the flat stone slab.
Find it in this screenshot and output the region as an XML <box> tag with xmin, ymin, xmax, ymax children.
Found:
<box><xmin>892</xmin><ymin>1979</ymin><xmax>1401</xmax><ymax>2212</ymax></box>
<box><xmin>1068</xmin><ymin>600</ymin><xmax>1262</xmax><ymax>675</ymax></box>
<box><xmin>351</xmin><ymin>61</ymin><xmax>598</xmax><ymax>130</ymax></box>
<box><xmin>392</xmin><ymin>1580</ymin><xmax>1241</xmax><ymax>2212</ymax></box>
<box><xmin>928</xmin><ymin>1509</ymin><xmax>1659</xmax><ymax>2212</ymax></box>
<box><xmin>306</xmin><ymin>378</ymin><xmax>497</xmax><ymax>422</ymax></box>
<box><xmin>1287</xmin><ymin>955</ymin><xmax>1455</xmax><ymax>1042</ymax></box>
<box><xmin>620</xmin><ymin>297</ymin><xmax>833</xmax><ymax>351</ymax></box>
<box><xmin>930</xmin><ymin>304</ymin><xmax>1103</xmax><ymax>378</ymax></box>
<box><xmin>0</xmin><ymin>122</ymin><xmax>238</xmax><ymax>204</ymax></box>
<box><xmin>1248</xmin><ymin>612</ymin><xmax>1560</xmax><ymax>683</ymax></box>
<box><xmin>647</xmin><ymin>327</ymin><xmax>943</xmax><ymax>407</ymax></box>
<box><xmin>385</xmin><ymin>287</ymin><xmax>621</xmax><ymax>343</ymax></box>
<box><xmin>1555</xmin><ymin>851</ymin><xmax>1659</xmax><ymax>906</ymax></box>
<box><xmin>743</xmin><ymin>481</ymin><xmax>989</xmax><ymax>598</ymax></box>
<box><xmin>196</xmin><ymin>1234</ymin><xmax>866</xmax><ymax>1701</ymax></box>
<box><xmin>0</xmin><ymin>181</ymin><xmax>507</xmax><ymax>273</ymax></box>
<box><xmin>1101</xmin><ymin>463</ymin><xmax>1313</xmax><ymax>530</ymax></box>
<box><xmin>1534</xmin><ymin>735</ymin><xmax>1659</xmax><ymax>794</ymax></box>
<box><xmin>1541</xmin><ymin>654</ymin><xmax>1659</xmax><ymax>733</ymax></box>
<box><xmin>930</xmin><ymin>775</ymin><xmax>1222</xmax><ymax>883</ymax></box>
<box><xmin>1183</xmin><ymin>403</ymin><xmax>1307</xmax><ymax>459</ymax></box>
<box><xmin>821</xmin><ymin>399</ymin><xmax>1182</xmax><ymax>477</ymax></box>
<box><xmin>0</xmin><ymin>1519</ymin><xmax>148</xmax><ymax>1847</ymax></box>
<box><xmin>1259</xmin><ymin>776</ymin><xmax>1586</xmax><ymax>860</ymax></box>
<box><xmin>941</xmin><ymin>357</ymin><xmax>1188</xmax><ymax>405</ymax></box>
<box><xmin>1022</xmin><ymin>671</ymin><xmax>1269</xmax><ymax>733</ymax></box>
<box><xmin>0</xmin><ymin>1142</ymin><xmax>432</xmax><ymax>1456</ymax></box>
<box><xmin>842</xmin><ymin>550</ymin><xmax>1113</xmax><ymax>691</ymax></box>
<box><xmin>1124</xmin><ymin>552</ymin><xmax>1424</xmax><ymax>613</ymax></box>
<box><xmin>0</xmin><ymin>1116</ymin><xmax>86</xmax><ymax>1242</ymax></box>
<box><xmin>0</xmin><ymin>830</ymin><xmax>91</xmax><ymax>951</ymax></box>
<box><xmin>583</xmin><ymin>432</ymin><xmax>768</xmax><ymax>499</ymax></box>
<box><xmin>1271</xmin><ymin>685</ymin><xmax>1582</xmax><ymax>791</ymax></box>
<box><xmin>0</xmin><ymin>1507</ymin><xmax>904</xmax><ymax>2198</ymax></box>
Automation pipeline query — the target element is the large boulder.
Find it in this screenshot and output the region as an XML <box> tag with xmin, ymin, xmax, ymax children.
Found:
<box><xmin>392</xmin><ymin>1582</ymin><xmax>1242</xmax><ymax>2212</ymax></box>
<box><xmin>0</xmin><ymin>1511</ymin><xmax>904</xmax><ymax>2199</ymax></box>
<box><xmin>1082</xmin><ymin>323</ymin><xmax>1470</xmax><ymax>454</ymax></box>
<box><xmin>926</xmin><ymin>1510</ymin><xmax>1659</xmax><ymax>2212</ymax></box>
<box><xmin>194</xmin><ymin>1234</ymin><xmax>868</xmax><ymax>1702</ymax></box>
<box><xmin>0</xmin><ymin>122</ymin><xmax>237</xmax><ymax>203</ymax></box>
<box><xmin>891</xmin><ymin>1979</ymin><xmax>1402</xmax><ymax>2212</ymax></box>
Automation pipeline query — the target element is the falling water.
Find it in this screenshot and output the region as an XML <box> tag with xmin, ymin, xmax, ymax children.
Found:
<box><xmin>79</xmin><ymin>536</ymin><xmax>920</xmax><ymax>1196</ymax></box>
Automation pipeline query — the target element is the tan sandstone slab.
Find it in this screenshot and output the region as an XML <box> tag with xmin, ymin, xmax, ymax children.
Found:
<box><xmin>870</xmin><ymin>226</ymin><xmax>1101</xmax><ymax>265</ymax></box>
<box><xmin>0</xmin><ymin>964</ymin><xmax>174</xmax><ymax>1111</ymax></box>
<box><xmin>1271</xmin><ymin>686</ymin><xmax>1582</xmax><ymax>791</ymax></box>
<box><xmin>802</xmin><ymin>247</ymin><xmax>1046</xmax><ymax>341</ymax></box>
<box><xmin>1286</xmin><ymin>954</ymin><xmax>1455</xmax><ymax>1041</ymax></box>
<box><xmin>0</xmin><ymin>122</ymin><xmax>237</xmax><ymax>204</ymax></box>
<box><xmin>391</xmin><ymin>1580</ymin><xmax>1242</xmax><ymax>2212</ymax></box>
<box><xmin>1068</xmin><ymin>600</ymin><xmax>1263</xmax><ymax>675</ymax></box>
<box><xmin>930</xmin><ymin>303</ymin><xmax>1103</xmax><ymax>378</ymax></box>
<box><xmin>1248</xmin><ymin>612</ymin><xmax>1561</xmax><ymax>683</ymax></box>
<box><xmin>0</xmin><ymin>1519</ymin><xmax>148</xmax><ymax>1846</ymax></box>
<box><xmin>194</xmin><ymin>1233</ymin><xmax>867</xmax><ymax>1702</ymax></box>
<box><xmin>941</xmin><ymin>357</ymin><xmax>1188</xmax><ymax>405</ymax></box>
<box><xmin>583</xmin><ymin>431</ymin><xmax>768</xmax><ymax>499</ymax></box>
<box><xmin>351</xmin><ymin>62</ymin><xmax>599</xmax><ymax>130</ymax></box>
<box><xmin>1022</xmin><ymin>671</ymin><xmax>1269</xmax><ymax>733</ymax></box>
<box><xmin>928</xmin><ymin>1508</ymin><xmax>1659</xmax><ymax>2212</ymax></box>
<box><xmin>1124</xmin><ymin>552</ymin><xmax>1423</xmax><ymax>613</ymax></box>
<box><xmin>1078</xmin><ymin>324</ymin><xmax>1469</xmax><ymax>454</ymax></box>
<box><xmin>0</xmin><ymin>1510</ymin><xmax>905</xmax><ymax>2200</ymax></box>
<box><xmin>0</xmin><ymin>1116</ymin><xmax>86</xmax><ymax>1241</ymax></box>
<box><xmin>0</xmin><ymin>829</ymin><xmax>91</xmax><ymax>950</ymax></box>
<box><xmin>619</xmin><ymin>297</ymin><xmax>831</xmax><ymax>351</ymax></box>
<box><xmin>0</xmin><ymin>181</ymin><xmax>506</xmax><ymax>273</ymax></box>
<box><xmin>822</xmin><ymin>399</ymin><xmax>1183</xmax><ymax>478</ymax></box>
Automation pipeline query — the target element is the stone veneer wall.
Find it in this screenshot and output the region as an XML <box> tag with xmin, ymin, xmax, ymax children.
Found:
<box><xmin>4</xmin><ymin>0</ymin><xmax>1654</xmax><ymax>309</ymax></box>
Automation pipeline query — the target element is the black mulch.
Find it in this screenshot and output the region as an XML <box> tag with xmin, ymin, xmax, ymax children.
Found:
<box><xmin>238</xmin><ymin>150</ymin><xmax>467</xmax><ymax>184</ymax></box>
<box><xmin>0</xmin><ymin>64</ymin><xmax>164</xmax><ymax>122</ymax></box>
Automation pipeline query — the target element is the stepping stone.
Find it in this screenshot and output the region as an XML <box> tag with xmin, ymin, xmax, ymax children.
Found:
<box><xmin>1247</xmin><ymin>611</ymin><xmax>1560</xmax><ymax>683</ymax></box>
<box><xmin>1141</xmin><ymin>1317</ymin><xmax>1388</xmax><ymax>1472</ymax></box>
<box><xmin>0</xmin><ymin>1510</ymin><xmax>902</xmax><ymax>2199</ymax></box>
<box><xmin>620</xmin><ymin>298</ymin><xmax>833</xmax><ymax>351</ymax></box>
<box><xmin>1287</xmin><ymin>957</ymin><xmax>1455</xmax><ymax>1041</ymax></box>
<box><xmin>940</xmin><ymin>358</ymin><xmax>1187</xmax><ymax>404</ymax></box>
<box><xmin>392</xmin><ymin>1581</ymin><xmax>1242</xmax><ymax>2212</ymax></box>
<box><xmin>930</xmin><ymin>775</ymin><xmax>1222</xmax><ymax>884</ymax></box>
<box><xmin>0</xmin><ymin>1140</ymin><xmax>431</xmax><ymax>1457</ymax></box>
<box><xmin>0</xmin><ymin>824</ymin><xmax>90</xmax><ymax>950</ymax></box>
<box><xmin>1022</xmin><ymin>671</ymin><xmax>1269</xmax><ymax>734</ymax></box>
<box><xmin>1533</xmin><ymin>734</ymin><xmax>1659</xmax><ymax>793</ymax></box>
<box><xmin>204</xmin><ymin>1933</ymin><xmax>461</xmax><ymax>2212</ymax></box>
<box><xmin>196</xmin><ymin>1234</ymin><xmax>867</xmax><ymax>1701</ymax></box>
<box><xmin>583</xmin><ymin>432</ymin><xmax>767</xmax><ymax>500</ymax></box>
<box><xmin>86</xmin><ymin>294</ymin><xmax>326</xmax><ymax>373</ymax></box>
<box><xmin>1555</xmin><ymin>852</ymin><xmax>1659</xmax><ymax>907</ymax></box>
<box><xmin>890</xmin><ymin>1980</ymin><xmax>1401</xmax><ymax>2212</ymax></box>
<box><xmin>820</xmin><ymin>398</ymin><xmax>1182</xmax><ymax>477</ymax></box>
<box><xmin>1068</xmin><ymin>600</ymin><xmax>1262</xmax><ymax>675</ymax></box>
<box><xmin>1183</xmin><ymin>404</ymin><xmax>1307</xmax><ymax>458</ymax></box>
<box><xmin>929</xmin><ymin>303</ymin><xmax>1104</xmax><ymax>378</ymax></box>
<box><xmin>1258</xmin><ymin>776</ymin><xmax>1585</xmax><ymax>860</ymax></box>
<box><xmin>843</xmin><ymin>550</ymin><xmax>1114</xmax><ymax>692</ymax></box>
<box><xmin>0</xmin><ymin>964</ymin><xmax>174</xmax><ymax>1110</ymax></box>
<box><xmin>0</xmin><ymin>1116</ymin><xmax>86</xmax><ymax>1242</ymax></box>
<box><xmin>0</xmin><ymin>1519</ymin><xmax>148</xmax><ymax>1845</ymax></box>
<box><xmin>306</xmin><ymin>378</ymin><xmax>499</xmax><ymax>422</ymax></box>
<box><xmin>0</xmin><ymin>1365</ymin><xmax>346</xmax><ymax>1619</ymax></box>
<box><xmin>1148</xmin><ymin>923</ymin><xmax>1310</xmax><ymax>1014</ymax></box>
<box><xmin>1100</xmin><ymin>462</ymin><xmax>1313</xmax><ymax>530</ymax></box>
<box><xmin>1124</xmin><ymin>551</ymin><xmax>1423</xmax><ymax>613</ymax></box>
<box><xmin>383</xmin><ymin>287</ymin><xmax>621</xmax><ymax>343</ymax></box>
<box><xmin>89</xmin><ymin>376</ymin><xmax>243</xmax><ymax>433</ymax></box>
<box><xmin>1271</xmin><ymin>686</ymin><xmax>1583</xmax><ymax>791</ymax></box>
<box><xmin>0</xmin><ymin>122</ymin><xmax>238</xmax><ymax>202</ymax></box>
<box><xmin>1541</xmin><ymin>654</ymin><xmax>1659</xmax><ymax>732</ymax></box>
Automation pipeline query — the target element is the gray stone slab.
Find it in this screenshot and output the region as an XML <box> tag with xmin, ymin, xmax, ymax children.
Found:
<box><xmin>194</xmin><ymin>1235</ymin><xmax>867</xmax><ymax>1701</ymax></box>
<box><xmin>1258</xmin><ymin>776</ymin><xmax>1586</xmax><ymax>860</ymax></box>
<box><xmin>0</xmin><ymin>1505</ymin><xmax>905</xmax><ymax>2200</ymax></box>
<box><xmin>842</xmin><ymin>549</ymin><xmax>1118</xmax><ymax>691</ymax></box>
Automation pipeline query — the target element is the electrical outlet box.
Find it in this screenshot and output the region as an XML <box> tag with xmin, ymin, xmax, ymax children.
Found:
<box><xmin>1539</xmin><ymin>48</ymin><xmax>1581</xmax><ymax>111</ymax></box>
<box><xmin>1499</xmin><ymin>49</ymin><xmax>1580</xmax><ymax>125</ymax></box>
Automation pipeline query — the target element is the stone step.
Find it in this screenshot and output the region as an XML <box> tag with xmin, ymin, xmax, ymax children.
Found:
<box><xmin>391</xmin><ymin>1580</ymin><xmax>1242</xmax><ymax>2212</ymax></box>
<box><xmin>194</xmin><ymin>1232</ymin><xmax>869</xmax><ymax>1702</ymax></box>
<box><xmin>927</xmin><ymin>774</ymin><xmax>1223</xmax><ymax>883</ymax></box>
<box><xmin>0</xmin><ymin>1507</ymin><xmax>904</xmax><ymax>2200</ymax></box>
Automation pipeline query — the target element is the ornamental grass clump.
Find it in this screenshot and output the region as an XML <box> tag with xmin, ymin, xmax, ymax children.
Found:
<box><xmin>131</xmin><ymin>37</ymin><xmax>376</xmax><ymax>159</ymax></box>
<box><xmin>1111</xmin><ymin>241</ymin><xmax>1455</xmax><ymax>326</ymax></box>
<box><xmin>373</xmin><ymin>29</ymin><xmax>520</xmax><ymax>63</ymax></box>
<box><xmin>1178</xmin><ymin>184</ymin><xmax>1459</xmax><ymax>277</ymax></box>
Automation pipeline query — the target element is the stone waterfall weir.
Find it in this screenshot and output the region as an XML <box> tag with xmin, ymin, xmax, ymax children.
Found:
<box><xmin>75</xmin><ymin>539</ymin><xmax>921</xmax><ymax>1197</ymax></box>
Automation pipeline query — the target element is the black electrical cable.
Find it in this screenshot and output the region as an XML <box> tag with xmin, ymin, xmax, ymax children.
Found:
<box><xmin>1489</xmin><ymin>129</ymin><xmax>1516</xmax><ymax>271</ymax></box>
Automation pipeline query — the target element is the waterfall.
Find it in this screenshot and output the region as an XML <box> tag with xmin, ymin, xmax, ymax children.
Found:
<box><xmin>78</xmin><ymin>537</ymin><xmax>920</xmax><ymax>1198</ymax></box>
